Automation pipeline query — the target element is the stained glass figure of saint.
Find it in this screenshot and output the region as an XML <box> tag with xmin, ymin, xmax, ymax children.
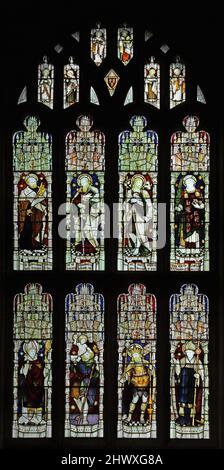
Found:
<box><xmin>65</xmin><ymin>283</ymin><xmax>104</xmax><ymax>437</ymax></box>
<box><xmin>117</xmin><ymin>284</ymin><xmax>157</xmax><ymax>438</ymax></box>
<box><xmin>13</xmin><ymin>116</ymin><xmax>52</xmax><ymax>270</ymax></box>
<box><xmin>90</xmin><ymin>26</ymin><xmax>106</xmax><ymax>66</ymax></box>
<box><xmin>12</xmin><ymin>283</ymin><xmax>52</xmax><ymax>438</ymax></box>
<box><xmin>170</xmin><ymin>116</ymin><xmax>209</xmax><ymax>271</ymax></box>
<box><xmin>38</xmin><ymin>56</ymin><xmax>54</xmax><ymax>109</ymax></box>
<box><xmin>118</xmin><ymin>26</ymin><xmax>133</xmax><ymax>65</ymax></box>
<box><xmin>118</xmin><ymin>115</ymin><xmax>158</xmax><ymax>271</ymax></box>
<box><xmin>170</xmin><ymin>57</ymin><xmax>186</xmax><ymax>109</ymax></box>
<box><xmin>65</xmin><ymin>115</ymin><xmax>105</xmax><ymax>270</ymax></box>
<box><xmin>63</xmin><ymin>57</ymin><xmax>79</xmax><ymax>108</ymax></box>
<box><xmin>144</xmin><ymin>57</ymin><xmax>160</xmax><ymax>109</ymax></box>
<box><xmin>170</xmin><ymin>284</ymin><xmax>209</xmax><ymax>438</ymax></box>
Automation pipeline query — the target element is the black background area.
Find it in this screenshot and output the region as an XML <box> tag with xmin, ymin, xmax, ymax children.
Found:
<box><xmin>0</xmin><ymin>1</ymin><xmax>223</xmax><ymax>456</ymax></box>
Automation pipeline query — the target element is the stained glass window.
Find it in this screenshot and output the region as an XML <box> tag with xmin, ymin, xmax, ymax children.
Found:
<box><xmin>38</xmin><ymin>56</ymin><xmax>54</xmax><ymax>109</ymax></box>
<box><xmin>65</xmin><ymin>283</ymin><xmax>104</xmax><ymax>437</ymax></box>
<box><xmin>63</xmin><ymin>57</ymin><xmax>79</xmax><ymax>108</ymax></box>
<box><xmin>170</xmin><ymin>284</ymin><xmax>209</xmax><ymax>439</ymax></box>
<box><xmin>65</xmin><ymin>115</ymin><xmax>105</xmax><ymax>270</ymax></box>
<box><xmin>90</xmin><ymin>26</ymin><xmax>106</xmax><ymax>66</ymax></box>
<box><xmin>118</xmin><ymin>26</ymin><xmax>133</xmax><ymax>65</ymax></box>
<box><xmin>117</xmin><ymin>284</ymin><xmax>157</xmax><ymax>438</ymax></box>
<box><xmin>6</xmin><ymin>19</ymin><xmax>214</xmax><ymax>446</ymax></box>
<box><xmin>118</xmin><ymin>115</ymin><xmax>158</xmax><ymax>271</ymax></box>
<box><xmin>13</xmin><ymin>115</ymin><xmax>52</xmax><ymax>270</ymax></box>
<box><xmin>170</xmin><ymin>57</ymin><xmax>186</xmax><ymax>109</ymax></box>
<box><xmin>170</xmin><ymin>115</ymin><xmax>210</xmax><ymax>271</ymax></box>
<box><xmin>12</xmin><ymin>283</ymin><xmax>53</xmax><ymax>438</ymax></box>
<box><xmin>144</xmin><ymin>57</ymin><xmax>160</xmax><ymax>108</ymax></box>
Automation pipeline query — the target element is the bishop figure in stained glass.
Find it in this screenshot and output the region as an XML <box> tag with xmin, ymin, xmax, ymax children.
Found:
<box><xmin>170</xmin><ymin>284</ymin><xmax>209</xmax><ymax>439</ymax></box>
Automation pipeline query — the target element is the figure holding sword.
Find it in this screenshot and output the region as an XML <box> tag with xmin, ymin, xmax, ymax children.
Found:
<box><xmin>69</xmin><ymin>334</ymin><xmax>100</xmax><ymax>426</ymax></box>
<box><xmin>120</xmin><ymin>342</ymin><xmax>155</xmax><ymax>425</ymax></box>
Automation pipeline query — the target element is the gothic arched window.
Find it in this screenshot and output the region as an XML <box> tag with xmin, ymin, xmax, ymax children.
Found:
<box><xmin>2</xmin><ymin>11</ymin><xmax>221</xmax><ymax>452</ymax></box>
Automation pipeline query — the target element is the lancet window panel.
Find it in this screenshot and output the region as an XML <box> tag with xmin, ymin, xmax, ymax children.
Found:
<box><xmin>118</xmin><ymin>115</ymin><xmax>158</xmax><ymax>271</ymax></box>
<box><xmin>117</xmin><ymin>284</ymin><xmax>157</xmax><ymax>438</ymax></box>
<box><xmin>170</xmin><ymin>116</ymin><xmax>210</xmax><ymax>271</ymax></box>
<box><xmin>65</xmin><ymin>283</ymin><xmax>104</xmax><ymax>438</ymax></box>
<box><xmin>170</xmin><ymin>284</ymin><xmax>209</xmax><ymax>439</ymax></box>
<box><xmin>13</xmin><ymin>116</ymin><xmax>52</xmax><ymax>271</ymax></box>
<box><xmin>65</xmin><ymin>115</ymin><xmax>105</xmax><ymax>271</ymax></box>
<box><xmin>12</xmin><ymin>283</ymin><xmax>53</xmax><ymax>438</ymax></box>
<box><xmin>170</xmin><ymin>57</ymin><xmax>186</xmax><ymax>109</ymax></box>
<box><xmin>144</xmin><ymin>57</ymin><xmax>160</xmax><ymax>109</ymax></box>
<box><xmin>63</xmin><ymin>57</ymin><xmax>80</xmax><ymax>108</ymax></box>
<box><xmin>118</xmin><ymin>26</ymin><xmax>133</xmax><ymax>65</ymax></box>
<box><xmin>90</xmin><ymin>26</ymin><xmax>107</xmax><ymax>66</ymax></box>
<box><xmin>38</xmin><ymin>56</ymin><xmax>54</xmax><ymax>109</ymax></box>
